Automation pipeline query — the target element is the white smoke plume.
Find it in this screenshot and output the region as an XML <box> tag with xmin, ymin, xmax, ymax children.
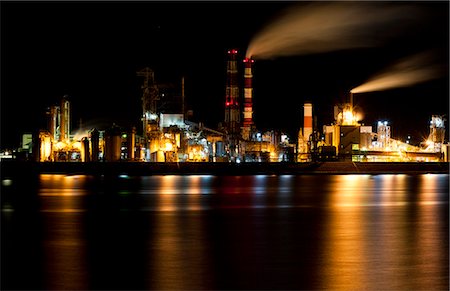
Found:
<box><xmin>246</xmin><ymin>2</ymin><xmax>421</xmax><ymax>59</ymax></box>
<box><xmin>351</xmin><ymin>51</ymin><xmax>445</xmax><ymax>93</ymax></box>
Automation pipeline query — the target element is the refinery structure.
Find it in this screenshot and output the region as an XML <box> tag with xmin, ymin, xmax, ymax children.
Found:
<box><xmin>5</xmin><ymin>49</ymin><xmax>448</xmax><ymax>163</ymax></box>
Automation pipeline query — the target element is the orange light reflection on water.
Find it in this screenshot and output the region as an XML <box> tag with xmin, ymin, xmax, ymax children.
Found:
<box><xmin>414</xmin><ymin>174</ymin><xmax>448</xmax><ymax>289</ymax></box>
<box><xmin>39</xmin><ymin>174</ymin><xmax>88</xmax><ymax>290</ymax></box>
<box><xmin>320</xmin><ymin>175</ymin><xmax>371</xmax><ymax>290</ymax></box>
<box><xmin>320</xmin><ymin>174</ymin><xmax>448</xmax><ymax>290</ymax></box>
<box><xmin>149</xmin><ymin>176</ymin><xmax>211</xmax><ymax>289</ymax></box>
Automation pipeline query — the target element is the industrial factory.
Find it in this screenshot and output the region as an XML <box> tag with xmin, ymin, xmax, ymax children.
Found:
<box><xmin>6</xmin><ymin>49</ymin><xmax>448</xmax><ymax>163</ymax></box>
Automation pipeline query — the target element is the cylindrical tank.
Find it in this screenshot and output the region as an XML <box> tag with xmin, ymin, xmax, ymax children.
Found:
<box><xmin>135</xmin><ymin>144</ymin><xmax>141</xmax><ymax>161</ymax></box>
<box><xmin>127</xmin><ymin>127</ymin><xmax>136</xmax><ymax>160</ymax></box>
<box><xmin>90</xmin><ymin>128</ymin><xmax>100</xmax><ymax>162</ymax></box>
<box><xmin>104</xmin><ymin>126</ymin><xmax>122</xmax><ymax>162</ymax></box>
<box><xmin>81</xmin><ymin>137</ymin><xmax>90</xmax><ymax>162</ymax></box>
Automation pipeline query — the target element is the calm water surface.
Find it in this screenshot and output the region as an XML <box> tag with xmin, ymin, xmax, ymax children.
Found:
<box><xmin>2</xmin><ymin>174</ymin><xmax>448</xmax><ymax>290</ymax></box>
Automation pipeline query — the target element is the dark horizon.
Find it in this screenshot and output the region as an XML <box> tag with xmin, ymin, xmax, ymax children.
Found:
<box><xmin>1</xmin><ymin>1</ymin><xmax>449</xmax><ymax>149</ymax></box>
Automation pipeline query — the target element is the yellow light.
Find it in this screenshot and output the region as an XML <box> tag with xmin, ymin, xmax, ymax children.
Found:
<box><xmin>165</xmin><ymin>142</ymin><xmax>173</xmax><ymax>152</ymax></box>
<box><xmin>55</xmin><ymin>141</ymin><xmax>67</xmax><ymax>150</ymax></box>
<box><xmin>343</xmin><ymin>110</ymin><xmax>353</xmax><ymax>120</ymax></box>
<box><xmin>72</xmin><ymin>141</ymin><xmax>82</xmax><ymax>150</ymax></box>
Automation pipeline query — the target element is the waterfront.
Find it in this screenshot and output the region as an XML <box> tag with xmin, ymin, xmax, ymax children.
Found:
<box><xmin>2</xmin><ymin>174</ymin><xmax>449</xmax><ymax>290</ymax></box>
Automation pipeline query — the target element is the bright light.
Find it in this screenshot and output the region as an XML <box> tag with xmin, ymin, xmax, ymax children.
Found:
<box><xmin>72</xmin><ymin>141</ymin><xmax>82</xmax><ymax>150</ymax></box>
<box><xmin>55</xmin><ymin>141</ymin><xmax>67</xmax><ymax>150</ymax></box>
<box><xmin>165</xmin><ymin>142</ymin><xmax>173</xmax><ymax>152</ymax></box>
<box><xmin>2</xmin><ymin>179</ymin><xmax>12</xmax><ymax>186</ymax></box>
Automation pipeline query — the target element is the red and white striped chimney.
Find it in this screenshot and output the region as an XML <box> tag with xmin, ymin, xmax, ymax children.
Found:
<box><xmin>303</xmin><ymin>103</ymin><xmax>313</xmax><ymax>141</ymax></box>
<box><xmin>242</xmin><ymin>57</ymin><xmax>254</xmax><ymax>140</ymax></box>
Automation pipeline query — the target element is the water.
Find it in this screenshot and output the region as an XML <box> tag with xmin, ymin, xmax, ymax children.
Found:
<box><xmin>2</xmin><ymin>174</ymin><xmax>448</xmax><ymax>290</ymax></box>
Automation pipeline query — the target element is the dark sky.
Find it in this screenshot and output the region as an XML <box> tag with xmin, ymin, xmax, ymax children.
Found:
<box><xmin>1</xmin><ymin>1</ymin><xmax>449</xmax><ymax>149</ymax></box>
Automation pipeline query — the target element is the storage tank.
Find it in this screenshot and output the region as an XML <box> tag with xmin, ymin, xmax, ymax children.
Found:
<box><xmin>81</xmin><ymin>137</ymin><xmax>90</xmax><ymax>162</ymax></box>
<box><xmin>127</xmin><ymin>127</ymin><xmax>136</xmax><ymax>160</ymax></box>
<box><xmin>90</xmin><ymin>128</ymin><xmax>100</xmax><ymax>162</ymax></box>
<box><xmin>104</xmin><ymin>126</ymin><xmax>122</xmax><ymax>162</ymax></box>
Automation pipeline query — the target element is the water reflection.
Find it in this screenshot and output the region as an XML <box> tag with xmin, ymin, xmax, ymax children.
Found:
<box><xmin>40</xmin><ymin>174</ymin><xmax>88</xmax><ymax>290</ymax></box>
<box><xmin>1</xmin><ymin>173</ymin><xmax>448</xmax><ymax>290</ymax></box>
<box><xmin>320</xmin><ymin>174</ymin><xmax>449</xmax><ymax>290</ymax></box>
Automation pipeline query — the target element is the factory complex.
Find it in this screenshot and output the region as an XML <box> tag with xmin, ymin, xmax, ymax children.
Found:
<box><xmin>3</xmin><ymin>50</ymin><xmax>448</xmax><ymax>164</ymax></box>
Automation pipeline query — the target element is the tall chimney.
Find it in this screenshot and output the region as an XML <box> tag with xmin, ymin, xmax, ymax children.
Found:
<box><xmin>242</xmin><ymin>57</ymin><xmax>254</xmax><ymax>140</ymax></box>
<box><xmin>224</xmin><ymin>49</ymin><xmax>240</xmax><ymax>136</ymax></box>
<box><xmin>303</xmin><ymin>103</ymin><xmax>313</xmax><ymax>142</ymax></box>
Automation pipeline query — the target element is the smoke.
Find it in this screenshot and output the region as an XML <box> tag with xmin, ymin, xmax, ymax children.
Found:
<box><xmin>351</xmin><ymin>51</ymin><xmax>445</xmax><ymax>93</ymax></box>
<box><xmin>246</xmin><ymin>2</ymin><xmax>421</xmax><ymax>59</ymax></box>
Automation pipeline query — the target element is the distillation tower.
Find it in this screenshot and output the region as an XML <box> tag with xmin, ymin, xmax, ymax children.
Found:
<box><xmin>137</xmin><ymin>67</ymin><xmax>160</xmax><ymax>159</ymax></box>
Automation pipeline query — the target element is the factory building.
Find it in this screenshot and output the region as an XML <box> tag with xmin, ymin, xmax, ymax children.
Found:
<box><xmin>26</xmin><ymin>51</ymin><xmax>446</xmax><ymax>164</ymax></box>
<box><xmin>320</xmin><ymin>96</ymin><xmax>446</xmax><ymax>162</ymax></box>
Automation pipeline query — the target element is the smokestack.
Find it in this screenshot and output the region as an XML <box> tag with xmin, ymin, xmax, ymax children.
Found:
<box><xmin>303</xmin><ymin>103</ymin><xmax>313</xmax><ymax>141</ymax></box>
<box><xmin>224</xmin><ymin>49</ymin><xmax>240</xmax><ymax>136</ymax></box>
<box><xmin>242</xmin><ymin>57</ymin><xmax>255</xmax><ymax>140</ymax></box>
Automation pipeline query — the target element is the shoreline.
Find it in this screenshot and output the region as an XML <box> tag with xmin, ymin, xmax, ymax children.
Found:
<box><xmin>1</xmin><ymin>161</ymin><xmax>448</xmax><ymax>176</ymax></box>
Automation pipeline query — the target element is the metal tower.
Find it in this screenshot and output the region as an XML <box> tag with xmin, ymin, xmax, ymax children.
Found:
<box><xmin>59</xmin><ymin>95</ymin><xmax>70</xmax><ymax>142</ymax></box>
<box><xmin>137</xmin><ymin>67</ymin><xmax>160</xmax><ymax>144</ymax></box>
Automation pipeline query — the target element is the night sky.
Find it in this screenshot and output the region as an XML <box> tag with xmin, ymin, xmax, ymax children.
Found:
<box><xmin>1</xmin><ymin>1</ymin><xmax>449</xmax><ymax>149</ymax></box>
